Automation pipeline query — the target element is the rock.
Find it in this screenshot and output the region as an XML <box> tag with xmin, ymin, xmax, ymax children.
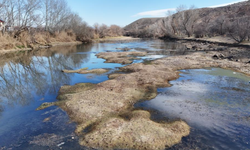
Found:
<box><xmin>213</xmin><ymin>54</ymin><xmax>226</xmax><ymax>60</ymax></box>
<box><xmin>227</xmin><ymin>56</ymin><xmax>234</xmax><ymax>61</ymax></box>
<box><xmin>219</xmin><ymin>53</ymin><xmax>225</xmax><ymax>59</ymax></box>
<box><xmin>212</xmin><ymin>55</ymin><xmax>219</xmax><ymax>59</ymax></box>
<box><xmin>192</xmin><ymin>45</ymin><xmax>198</xmax><ymax>50</ymax></box>
<box><xmin>186</xmin><ymin>45</ymin><xmax>192</xmax><ymax>50</ymax></box>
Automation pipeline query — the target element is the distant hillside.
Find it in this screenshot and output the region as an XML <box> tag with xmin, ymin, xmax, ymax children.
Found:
<box><xmin>124</xmin><ymin>18</ymin><xmax>163</xmax><ymax>32</ymax></box>
<box><xmin>124</xmin><ymin>1</ymin><xmax>250</xmax><ymax>42</ymax></box>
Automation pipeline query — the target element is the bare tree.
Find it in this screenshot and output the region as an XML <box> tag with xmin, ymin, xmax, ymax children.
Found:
<box><xmin>42</xmin><ymin>0</ymin><xmax>71</xmax><ymax>31</ymax></box>
<box><xmin>99</xmin><ymin>24</ymin><xmax>108</xmax><ymax>38</ymax></box>
<box><xmin>20</xmin><ymin>0</ymin><xmax>41</xmax><ymax>27</ymax></box>
<box><xmin>109</xmin><ymin>25</ymin><xmax>123</xmax><ymax>37</ymax></box>
<box><xmin>226</xmin><ymin>17</ymin><xmax>250</xmax><ymax>43</ymax></box>
<box><xmin>215</xmin><ymin>15</ymin><xmax>226</xmax><ymax>35</ymax></box>
<box><xmin>180</xmin><ymin>5</ymin><xmax>199</xmax><ymax>37</ymax></box>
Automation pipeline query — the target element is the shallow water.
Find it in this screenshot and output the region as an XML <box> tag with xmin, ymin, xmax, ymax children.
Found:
<box><xmin>1</xmin><ymin>39</ymin><xmax>249</xmax><ymax>150</ymax></box>
<box><xmin>135</xmin><ymin>68</ymin><xmax>250</xmax><ymax>150</ymax></box>
<box><xmin>0</xmin><ymin>40</ymin><xmax>186</xmax><ymax>149</ymax></box>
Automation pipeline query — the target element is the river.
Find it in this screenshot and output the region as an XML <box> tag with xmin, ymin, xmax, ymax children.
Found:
<box><xmin>0</xmin><ymin>40</ymin><xmax>249</xmax><ymax>150</ymax></box>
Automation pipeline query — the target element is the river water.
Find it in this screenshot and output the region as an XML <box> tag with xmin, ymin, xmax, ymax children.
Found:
<box><xmin>0</xmin><ymin>40</ymin><xmax>249</xmax><ymax>150</ymax></box>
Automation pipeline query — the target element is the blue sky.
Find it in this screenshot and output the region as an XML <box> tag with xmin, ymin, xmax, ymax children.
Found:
<box><xmin>66</xmin><ymin>0</ymin><xmax>247</xmax><ymax>27</ymax></box>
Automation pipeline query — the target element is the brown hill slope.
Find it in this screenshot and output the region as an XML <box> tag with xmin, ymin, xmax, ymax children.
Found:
<box><xmin>124</xmin><ymin>1</ymin><xmax>250</xmax><ymax>42</ymax></box>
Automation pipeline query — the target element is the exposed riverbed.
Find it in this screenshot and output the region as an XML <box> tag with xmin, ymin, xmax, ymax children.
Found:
<box><xmin>0</xmin><ymin>40</ymin><xmax>250</xmax><ymax>149</ymax></box>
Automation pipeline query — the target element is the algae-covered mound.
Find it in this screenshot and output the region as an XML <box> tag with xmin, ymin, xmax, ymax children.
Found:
<box><xmin>96</xmin><ymin>51</ymin><xmax>147</xmax><ymax>64</ymax></box>
<box><xmin>81</xmin><ymin>110</ymin><xmax>190</xmax><ymax>150</ymax></box>
<box><xmin>62</xmin><ymin>67</ymin><xmax>108</xmax><ymax>74</ymax></box>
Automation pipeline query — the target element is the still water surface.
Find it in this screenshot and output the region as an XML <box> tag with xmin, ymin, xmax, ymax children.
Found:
<box><xmin>135</xmin><ymin>68</ymin><xmax>250</xmax><ymax>150</ymax></box>
<box><xmin>0</xmin><ymin>40</ymin><xmax>249</xmax><ymax>149</ymax></box>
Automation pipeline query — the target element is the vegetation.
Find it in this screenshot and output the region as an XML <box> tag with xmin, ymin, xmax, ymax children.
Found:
<box><xmin>0</xmin><ymin>0</ymin><xmax>123</xmax><ymax>50</ymax></box>
<box><xmin>124</xmin><ymin>1</ymin><xmax>250</xmax><ymax>43</ymax></box>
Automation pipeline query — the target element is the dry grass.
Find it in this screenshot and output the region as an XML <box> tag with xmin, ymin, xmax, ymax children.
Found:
<box><xmin>0</xmin><ymin>30</ymin><xmax>77</xmax><ymax>51</ymax></box>
<box><xmin>51</xmin><ymin>30</ymin><xmax>76</xmax><ymax>42</ymax></box>
<box><xmin>0</xmin><ymin>34</ymin><xmax>22</xmax><ymax>50</ymax></box>
<box><xmin>33</xmin><ymin>32</ymin><xmax>51</xmax><ymax>45</ymax></box>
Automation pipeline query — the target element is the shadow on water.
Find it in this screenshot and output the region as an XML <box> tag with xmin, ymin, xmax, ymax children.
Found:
<box><xmin>135</xmin><ymin>68</ymin><xmax>250</xmax><ymax>150</ymax></box>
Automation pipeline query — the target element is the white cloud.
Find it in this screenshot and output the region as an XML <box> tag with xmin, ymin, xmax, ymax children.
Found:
<box><xmin>132</xmin><ymin>8</ymin><xmax>176</xmax><ymax>17</ymax></box>
<box><xmin>209</xmin><ymin>0</ymin><xmax>247</xmax><ymax>8</ymax></box>
<box><xmin>132</xmin><ymin>0</ymin><xmax>247</xmax><ymax>18</ymax></box>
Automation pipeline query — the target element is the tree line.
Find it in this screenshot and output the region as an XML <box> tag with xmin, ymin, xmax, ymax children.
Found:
<box><xmin>0</xmin><ymin>0</ymin><xmax>123</xmax><ymax>43</ymax></box>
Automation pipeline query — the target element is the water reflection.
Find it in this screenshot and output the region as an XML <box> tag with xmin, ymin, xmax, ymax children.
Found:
<box><xmin>134</xmin><ymin>40</ymin><xmax>187</xmax><ymax>56</ymax></box>
<box><xmin>0</xmin><ymin>44</ymin><xmax>92</xmax><ymax>108</ymax></box>
<box><xmin>135</xmin><ymin>68</ymin><xmax>250</xmax><ymax>150</ymax></box>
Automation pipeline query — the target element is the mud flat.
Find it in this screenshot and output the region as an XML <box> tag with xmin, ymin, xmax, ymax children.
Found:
<box><xmin>40</xmin><ymin>49</ymin><xmax>250</xmax><ymax>150</ymax></box>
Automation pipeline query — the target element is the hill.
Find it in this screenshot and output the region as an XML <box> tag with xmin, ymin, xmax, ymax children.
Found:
<box><xmin>124</xmin><ymin>1</ymin><xmax>250</xmax><ymax>43</ymax></box>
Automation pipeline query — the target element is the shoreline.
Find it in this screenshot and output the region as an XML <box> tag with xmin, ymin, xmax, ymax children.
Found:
<box><xmin>162</xmin><ymin>36</ymin><xmax>250</xmax><ymax>48</ymax></box>
<box><xmin>0</xmin><ymin>37</ymin><xmax>141</xmax><ymax>55</ymax></box>
<box><xmin>0</xmin><ymin>41</ymin><xmax>83</xmax><ymax>55</ymax></box>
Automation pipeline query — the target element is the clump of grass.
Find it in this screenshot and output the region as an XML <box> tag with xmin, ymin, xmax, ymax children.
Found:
<box><xmin>0</xmin><ymin>34</ymin><xmax>22</xmax><ymax>50</ymax></box>
<box><xmin>51</xmin><ymin>30</ymin><xmax>76</xmax><ymax>42</ymax></box>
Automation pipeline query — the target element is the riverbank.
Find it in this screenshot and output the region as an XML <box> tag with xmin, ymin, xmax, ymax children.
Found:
<box><xmin>161</xmin><ymin>36</ymin><xmax>250</xmax><ymax>64</ymax></box>
<box><xmin>0</xmin><ymin>36</ymin><xmax>140</xmax><ymax>55</ymax></box>
<box><xmin>0</xmin><ymin>41</ymin><xmax>83</xmax><ymax>55</ymax></box>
